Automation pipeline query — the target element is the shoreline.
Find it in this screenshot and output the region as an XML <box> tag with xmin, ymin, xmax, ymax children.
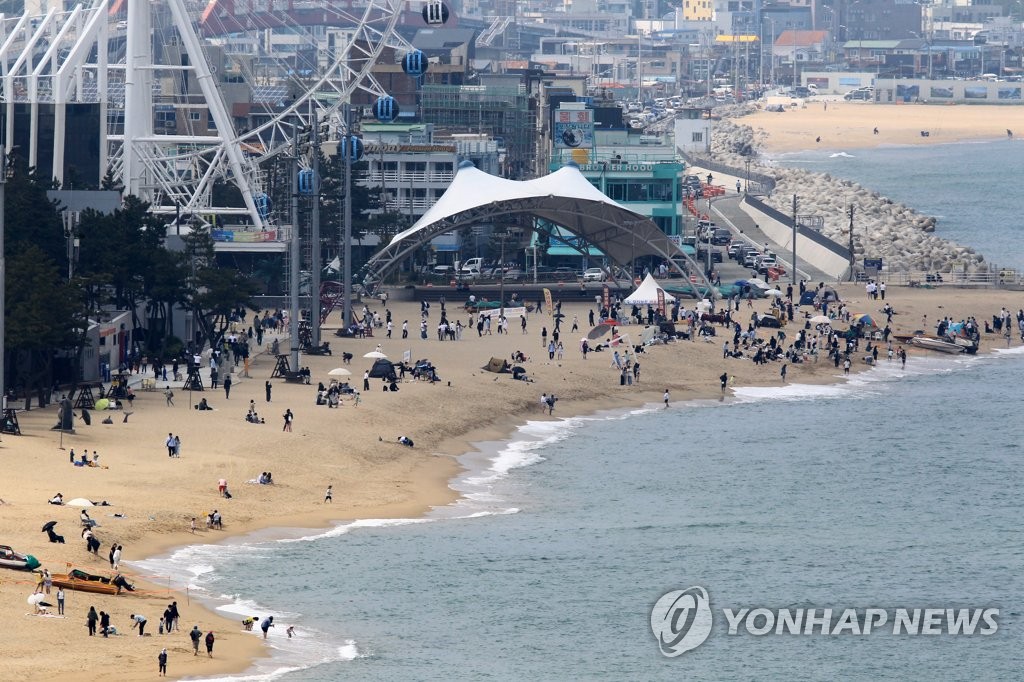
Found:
<box><xmin>5</xmin><ymin>270</ymin><xmax>1023</xmax><ymax>677</ymax></box>
<box><xmin>156</xmin><ymin>331</ymin><xmax>1023</xmax><ymax>679</ymax></box>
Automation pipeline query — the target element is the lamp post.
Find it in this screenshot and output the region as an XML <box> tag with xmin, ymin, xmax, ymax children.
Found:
<box><xmin>62</xmin><ymin>209</ymin><xmax>81</xmax><ymax>281</ymax></box>
<box><xmin>790</xmin><ymin>194</ymin><xmax>798</xmax><ymax>286</ymax></box>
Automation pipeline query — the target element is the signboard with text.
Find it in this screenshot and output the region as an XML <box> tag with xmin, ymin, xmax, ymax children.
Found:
<box><xmin>554</xmin><ymin>109</ymin><xmax>595</xmax><ymax>149</ymax></box>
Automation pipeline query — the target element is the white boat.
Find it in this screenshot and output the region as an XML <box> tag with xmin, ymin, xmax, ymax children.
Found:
<box><xmin>910</xmin><ymin>336</ymin><xmax>965</xmax><ymax>354</ymax></box>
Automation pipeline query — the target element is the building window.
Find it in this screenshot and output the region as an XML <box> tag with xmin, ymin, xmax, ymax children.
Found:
<box><xmin>189</xmin><ymin>112</ymin><xmax>201</xmax><ymax>121</ymax></box>
<box><xmin>692</xmin><ymin>132</ymin><xmax>703</xmax><ymax>142</ymax></box>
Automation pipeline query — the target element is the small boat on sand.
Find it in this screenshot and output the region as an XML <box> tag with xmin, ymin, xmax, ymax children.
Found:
<box><xmin>51</xmin><ymin>569</ymin><xmax>129</xmax><ymax>595</ymax></box>
<box><xmin>0</xmin><ymin>545</ymin><xmax>40</xmax><ymax>570</ymax></box>
<box><xmin>910</xmin><ymin>336</ymin><xmax>965</xmax><ymax>354</ymax></box>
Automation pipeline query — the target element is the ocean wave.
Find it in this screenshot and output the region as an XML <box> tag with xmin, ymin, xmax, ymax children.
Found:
<box><xmin>829</xmin><ymin>152</ymin><xmax>855</xmax><ymax>158</ymax></box>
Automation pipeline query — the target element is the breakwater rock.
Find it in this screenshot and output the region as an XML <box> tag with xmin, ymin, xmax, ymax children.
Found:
<box><xmin>708</xmin><ymin>118</ymin><xmax>986</xmax><ymax>273</ymax></box>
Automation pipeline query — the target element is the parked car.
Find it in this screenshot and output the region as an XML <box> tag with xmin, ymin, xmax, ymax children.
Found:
<box><xmin>457</xmin><ymin>266</ymin><xmax>481</xmax><ymax>281</ymax></box>
<box><xmin>582</xmin><ymin>267</ymin><xmax>606</xmax><ymax>282</ymax></box>
<box><xmin>844</xmin><ymin>89</ymin><xmax>873</xmax><ymax>101</ymax></box>
<box><xmin>431</xmin><ymin>265</ymin><xmax>454</xmax><ymax>277</ymax></box>
<box><xmin>502</xmin><ymin>268</ymin><xmax>524</xmax><ymax>281</ymax></box>
<box><xmin>743</xmin><ymin>251</ymin><xmax>761</xmax><ymax>268</ymax></box>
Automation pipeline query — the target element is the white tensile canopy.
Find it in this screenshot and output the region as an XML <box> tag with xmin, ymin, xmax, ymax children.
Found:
<box><xmin>362</xmin><ymin>161</ymin><xmax>715</xmax><ymax>299</ymax></box>
<box><xmin>623</xmin><ymin>274</ymin><xmax>676</xmax><ymax>305</ymax></box>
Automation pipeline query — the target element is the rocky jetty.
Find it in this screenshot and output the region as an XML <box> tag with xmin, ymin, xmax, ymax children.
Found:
<box><xmin>705</xmin><ymin>115</ymin><xmax>987</xmax><ymax>273</ymax></box>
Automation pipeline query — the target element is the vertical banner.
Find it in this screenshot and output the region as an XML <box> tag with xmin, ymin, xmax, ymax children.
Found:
<box><xmin>543</xmin><ymin>288</ymin><xmax>553</xmax><ymax>317</ymax></box>
<box><xmin>602</xmin><ymin>285</ymin><xmax>610</xmax><ymax>314</ymax></box>
<box><xmin>656</xmin><ymin>288</ymin><xmax>666</xmax><ymax>318</ymax></box>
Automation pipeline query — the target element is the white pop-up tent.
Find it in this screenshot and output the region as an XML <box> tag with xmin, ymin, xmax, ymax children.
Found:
<box><xmin>623</xmin><ymin>274</ymin><xmax>676</xmax><ymax>305</ymax></box>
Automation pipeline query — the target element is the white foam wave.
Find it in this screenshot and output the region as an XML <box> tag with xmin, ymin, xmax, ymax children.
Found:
<box><xmin>829</xmin><ymin>152</ymin><xmax>855</xmax><ymax>158</ymax></box>
<box><xmin>279</xmin><ymin>516</ymin><xmax>434</xmax><ymax>544</ymax></box>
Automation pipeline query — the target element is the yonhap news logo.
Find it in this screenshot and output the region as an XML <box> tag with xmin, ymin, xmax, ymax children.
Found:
<box><xmin>650</xmin><ymin>587</ymin><xmax>713</xmax><ymax>656</ymax></box>
<box><xmin>651</xmin><ymin>587</ymin><xmax>999</xmax><ymax>657</ymax></box>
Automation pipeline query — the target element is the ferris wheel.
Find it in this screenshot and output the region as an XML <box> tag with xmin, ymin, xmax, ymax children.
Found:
<box><xmin>106</xmin><ymin>0</ymin><xmax>452</xmax><ymax>228</ymax></box>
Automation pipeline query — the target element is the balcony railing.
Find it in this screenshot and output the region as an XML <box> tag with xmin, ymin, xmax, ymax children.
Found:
<box><xmin>211</xmin><ymin>227</ymin><xmax>284</xmax><ymax>243</ymax></box>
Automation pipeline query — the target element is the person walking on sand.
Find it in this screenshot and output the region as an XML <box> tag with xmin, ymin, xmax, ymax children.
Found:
<box><xmin>190</xmin><ymin>625</ymin><xmax>202</xmax><ymax>655</ymax></box>
<box><xmin>720</xmin><ymin>372</ymin><xmax>728</xmax><ymax>393</ymax></box>
<box><xmin>780</xmin><ymin>364</ymin><xmax>787</xmax><ymax>382</ymax></box>
<box><xmin>282</xmin><ymin>409</ymin><xmax>293</xmax><ymax>432</ymax></box>
<box><xmin>164</xmin><ymin>386</ymin><xmax>174</xmax><ymax>406</ymax></box>
<box><xmin>190</xmin><ymin>517</ymin><xmax>197</xmax><ymax>534</ymax></box>
<box><xmin>265</xmin><ymin>380</ymin><xmax>272</xmax><ymax>402</ymax></box>
<box><xmin>87</xmin><ymin>606</ymin><xmax>98</xmax><ymax>636</ymax></box>
<box><xmin>112</xmin><ymin>544</ymin><xmax>122</xmax><ymax>570</ymax></box>
<box><xmin>205</xmin><ymin>631</ymin><xmax>215</xmax><ymax>657</ymax></box>
<box><xmin>663</xmin><ymin>389</ymin><xmax>670</xmax><ymax>408</ymax></box>
<box><xmin>100</xmin><ymin>610</ymin><xmax>110</xmax><ymax>637</ymax></box>
<box><xmin>223</xmin><ymin>374</ymin><xmax>232</xmax><ymax>399</ymax></box>
<box><xmin>165</xmin><ymin>433</ymin><xmax>175</xmax><ymax>457</ymax></box>
<box><xmin>158</xmin><ymin>648</ymin><xmax>168</xmax><ymax>677</ymax></box>
<box><xmin>324</xmin><ymin>485</ymin><xmax>333</xmax><ymax>503</ymax></box>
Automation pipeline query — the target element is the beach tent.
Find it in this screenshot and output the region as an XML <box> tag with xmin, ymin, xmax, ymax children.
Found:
<box><xmin>799</xmin><ymin>291</ymin><xmax>817</xmax><ymax>306</ymax></box>
<box><xmin>623</xmin><ymin>274</ymin><xmax>676</xmax><ymax>306</ymax></box>
<box><xmin>66</xmin><ymin>498</ymin><xmax>94</xmax><ymax>507</ymax></box>
<box><xmin>368</xmin><ymin>359</ymin><xmax>397</xmax><ymax>380</ymax></box>
<box><xmin>483</xmin><ymin>357</ymin><xmax>510</xmax><ymax>373</ymax></box>
<box><xmin>816</xmin><ymin>286</ymin><xmax>840</xmax><ymax>302</ymax></box>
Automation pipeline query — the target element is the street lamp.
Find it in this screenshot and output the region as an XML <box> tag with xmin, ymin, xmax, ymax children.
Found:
<box><xmin>62</xmin><ymin>210</ymin><xmax>80</xmax><ymax>281</ymax></box>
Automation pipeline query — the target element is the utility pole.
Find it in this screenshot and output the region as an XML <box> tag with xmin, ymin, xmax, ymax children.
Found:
<box><xmin>309</xmin><ymin>101</ymin><xmax>322</xmax><ymax>349</ymax></box>
<box><xmin>791</xmin><ymin>194</ymin><xmax>798</xmax><ymax>286</ymax></box>
<box><xmin>848</xmin><ymin>203</ymin><xmax>856</xmax><ymax>281</ymax></box>
<box><xmin>289</xmin><ymin>121</ymin><xmax>300</xmax><ymax>371</ymax></box>
<box><xmin>341</xmin><ymin>103</ymin><xmax>353</xmax><ymax>330</ymax></box>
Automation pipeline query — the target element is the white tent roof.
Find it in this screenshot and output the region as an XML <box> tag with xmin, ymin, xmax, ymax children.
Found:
<box><xmin>623</xmin><ymin>273</ymin><xmax>676</xmax><ymax>305</ymax></box>
<box><xmin>384</xmin><ymin>162</ymin><xmax>680</xmax><ymax>267</ymax></box>
<box><xmin>362</xmin><ymin>161</ymin><xmax>718</xmax><ymax>301</ymax></box>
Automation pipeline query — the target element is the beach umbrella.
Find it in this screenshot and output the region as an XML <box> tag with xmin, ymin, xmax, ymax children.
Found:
<box><xmin>363</xmin><ymin>351</ymin><xmax>388</xmax><ymax>359</ymax></box>
<box><xmin>41</xmin><ymin>521</ymin><xmax>57</xmax><ymax>532</ymax></box>
<box><xmin>764</xmin><ymin>288</ymin><xmax>783</xmax><ymax>296</ymax></box>
<box><xmin>94</xmin><ymin>398</ymin><xmax>110</xmax><ymax>411</ymax></box>
<box><xmin>66</xmin><ymin>498</ymin><xmax>94</xmax><ymax>507</ymax></box>
<box><xmin>27</xmin><ymin>593</ymin><xmax>45</xmax><ymax>606</ymax></box>
<box><xmin>809</xmin><ymin>315</ymin><xmax>831</xmax><ymax>325</ymax></box>
<box><xmin>852</xmin><ymin>314</ymin><xmax>877</xmax><ymax>328</ymax></box>
<box><xmin>327</xmin><ymin>367</ymin><xmax>352</xmax><ymax>378</ymax></box>
<box><xmin>587</xmin><ymin>324</ymin><xmax>613</xmax><ymax>340</ymax></box>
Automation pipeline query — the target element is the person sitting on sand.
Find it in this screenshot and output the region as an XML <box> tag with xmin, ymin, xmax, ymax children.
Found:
<box><xmin>396</xmin><ymin>436</ymin><xmax>414</xmax><ymax>447</ymax></box>
<box><xmin>49</xmin><ymin>493</ymin><xmax>64</xmax><ymax>505</ymax></box>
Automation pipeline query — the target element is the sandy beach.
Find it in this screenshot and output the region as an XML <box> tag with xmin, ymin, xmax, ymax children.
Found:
<box><xmin>1</xmin><ymin>282</ymin><xmax>1023</xmax><ymax>679</ymax></box>
<box><xmin>740</xmin><ymin>101</ymin><xmax>1024</xmax><ymax>153</ymax></box>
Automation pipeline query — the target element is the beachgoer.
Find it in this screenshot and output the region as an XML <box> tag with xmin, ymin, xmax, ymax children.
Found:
<box><xmin>223</xmin><ymin>374</ymin><xmax>232</xmax><ymax>399</ymax></box>
<box><xmin>87</xmin><ymin>607</ymin><xmax>98</xmax><ymax>636</ymax></box>
<box><xmin>265</xmin><ymin>380</ymin><xmax>272</xmax><ymax>402</ymax></box>
<box><xmin>57</xmin><ymin>587</ymin><xmax>65</xmax><ymax>615</ymax></box>
<box><xmin>324</xmin><ymin>485</ymin><xmax>333</xmax><ymax>503</ymax></box>
<box><xmin>164</xmin><ymin>386</ymin><xmax>174</xmax><ymax>406</ymax></box>
<box><xmin>283</xmin><ymin>409</ymin><xmax>293</xmax><ymax>432</ymax></box>
<box><xmin>166</xmin><ymin>433</ymin><xmax>175</xmax><ymax>457</ymax></box>
<box><xmin>130</xmin><ymin>613</ymin><xmax>148</xmax><ymax>636</ymax></box>
<box><xmin>663</xmin><ymin>389</ymin><xmax>670</xmax><ymax>407</ymax></box>
<box><xmin>190</xmin><ymin>625</ymin><xmax>202</xmax><ymax>655</ymax></box>
<box><xmin>158</xmin><ymin>649</ymin><xmax>168</xmax><ymax>676</ymax></box>
<box><xmin>261</xmin><ymin>616</ymin><xmax>275</xmax><ymax>638</ymax></box>
<box><xmin>100</xmin><ymin>610</ymin><xmax>110</xmax><ymax>637</ymax></box>
<box><xmin>287</xmin><ymin>625</ymin><xmax>296</xmax><ymax>638</ymax></box>
<box><xmin>205</xmin><ymin>631</ymin><xmax>215</xmax><ymax>657</ymax></box>
<box><xmin>780</xmin><ymin>364</ymin><xmax>787</xmax><ymax>382</ymax></box>
<box><xmin>190</xmin><ymin>517</ymin><xmax>197</xmax><ymax>534</ymax></box>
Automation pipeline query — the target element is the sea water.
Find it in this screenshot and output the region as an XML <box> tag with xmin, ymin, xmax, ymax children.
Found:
<box><xmin>134</xmin><ymin>144</ymin><xmax>1024</xmax><ymax>680</ymax></box>
<box><xmin>772</xmin><ymin>139</ymin><xmax>1024</xmax><ymax>269</ymax></box>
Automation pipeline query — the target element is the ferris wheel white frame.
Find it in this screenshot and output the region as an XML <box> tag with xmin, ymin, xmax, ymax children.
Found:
<box><xmin>0</xmin><ymin>0</ymin><xmax>416</xmax><ymax>228</ymax></box>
